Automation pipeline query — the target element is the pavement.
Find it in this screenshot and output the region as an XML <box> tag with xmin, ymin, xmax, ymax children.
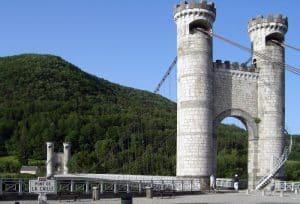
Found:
<box><xmin>2</xmin><ymin>191</ymin><xmax>300</xmax><ymax>204</ymax></box>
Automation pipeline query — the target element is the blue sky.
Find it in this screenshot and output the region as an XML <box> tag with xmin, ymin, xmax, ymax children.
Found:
<box><xmin>0</xmin><ymin>0</ymin><xmax>299</xmax><ymax>134</ymax></box>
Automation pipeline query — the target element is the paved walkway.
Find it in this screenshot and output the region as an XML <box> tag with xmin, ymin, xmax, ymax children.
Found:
<box><xmin>2</xmin><ymin>192</ymin><xmax>300</xmax><ymax>204</ymax></box>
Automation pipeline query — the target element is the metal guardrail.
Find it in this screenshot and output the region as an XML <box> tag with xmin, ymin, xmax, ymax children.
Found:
<box><xmin>275</xmin><ymin>181</ymin><xmax>300</xmax><ymax>192</ymax></box>
<box><xmin>216</xmin><ymin>178</ymin><xmax>247</xmax><ymax>189</ymax></box>
<box><xmin>216</xmin><ymin>178</ymin><xmax>234</xmax><ymax>188</ymax></box>
<box><xmin>0</xmin><ymin>179</ymin><xmax>30</xmax><ymax>194</ymax></box>
<box><xmin>56</xmin><ymin>179</ymin><xmax>201</xmax><ymax>193</ymax></box>
<box><xmin>0</xmin><ymin>178</ymin><xmax>201</xmax><ymax>194</ymax></box>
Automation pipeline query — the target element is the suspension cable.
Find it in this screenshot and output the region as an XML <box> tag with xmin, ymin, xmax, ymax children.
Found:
<box><xmin>271</xmin><ymin>40</ymin><xmax>300</xmax><ymax>52</ymax></box>
<box><xmin>154</xmin><ymin>57</ymin><xmax>177</xmax><ymax>94</ymax></box>
<box><xmin>284</xmin><ymin>43</ymin><xmax>300</xmax><ymax>52</ymax></box>
<box><xmin>195</xmin><ymin>28</ymin><xmax>300</xmax><ymax>76</ymax></box>
<box><xmin>154</xmin><ymin>29</ymin><xmax>300</xmax><ymax>96</ymax></box>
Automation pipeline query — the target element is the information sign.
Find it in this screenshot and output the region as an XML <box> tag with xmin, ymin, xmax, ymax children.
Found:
<box><xmin>29</xmin><ymin>179</ymin><xmax>57</xmax><ymax>193</ymax></box>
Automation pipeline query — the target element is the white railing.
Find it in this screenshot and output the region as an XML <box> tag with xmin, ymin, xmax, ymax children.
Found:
<box><xmin>0</xmin><ymin>179</ymin><xmax>29</xmax><ymax>194</ymax></box>
<box><xmin>216</xmin><ymin>178</ymin><xmax>234</xmax><ymax>188</ymax></box>
<box><xmin>275</xmin><ymin>181</ymin><xmax>300</xmax><ymax>192</ymax></box>
<box><xmin>255</xmin><ymin>147</ymin><xmax>289</xmax><ymax>190</ymax></box>
<box><xmin>0</xmin><ymin>178</ymin><xmax>201</xmax><ymax>194</ymax></box>
<box><xmin>216</xmin><ymin>178</ymin><xmax>247</xmax><ymax>189</ymax></box>
<box><xmin>255</xmin><ymin>129</ymin><xmax>293</xmax><ymax>190</ymax></box>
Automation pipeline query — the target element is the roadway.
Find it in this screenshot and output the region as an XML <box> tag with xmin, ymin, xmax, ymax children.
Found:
<box><xmin>3</xmin><ymin>191</ymin><xmax>300</xmax><ymax>204</ymax></box>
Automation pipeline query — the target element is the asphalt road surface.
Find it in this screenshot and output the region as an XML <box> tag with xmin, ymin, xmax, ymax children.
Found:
<box><xmin>2</xmin><ymin>191</ymin><xmax>300</xmax><ymax>204</ymax></box>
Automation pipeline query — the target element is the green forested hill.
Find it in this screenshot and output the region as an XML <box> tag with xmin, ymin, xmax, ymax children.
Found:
<box><xmin>0</xmin><ymin>54</ymin><xmax>298</xmax><ymax>181</ymax></box>
<box><xmin>285</xmin><ymin>136</ymin><xmax>300</xmax><ymax>180</ymax></box>
<box><xmin>0</xmin><ymin>54</ymin><xmax>176</xmax><ymax>175</ymax></box>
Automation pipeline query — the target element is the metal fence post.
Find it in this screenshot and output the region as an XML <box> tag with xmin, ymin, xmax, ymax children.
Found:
<box><xmin>190</xmin><ymin>180</ymin><xmax>193</xmax><ymax>192</ymax></box>
<box><xmin>126</xmin><ymin>183</ymin><xmax>130</xmax><ymax>194</ymax></box>
<box><xmin>172</xmin><ymin>180</ymin><xmax>175</xmax><ymax>191</ymax></box>
<box><xmin>18</xmin><ymin>179</ymin><xmax>23</xmax><ymax>195</ymax></box>
<box><xmin>284</xmin><ymin>182</ymin><xmax>287</xmax><ymax>191</ymax></box>
<box><xmin>113</xmin><ymin>182</ymin><xmax>118</xmax><ymax>194</ymax></box>
<box><xmin>100</xmin><ymin>182</ymin><xmax>104</xmax><ymax>194</ymax></box>
<box><xmin>138</xmin><ymin>181</ymin><xmax>142</xmax><ymax>193</ymax></box>
<box><xmin>70</xmin><ymin>180</ymin><xmax>74</xmax><ymax>192</ymax></box>
<box><xmin>181</xmin><ymin>180</ymin><xmax>184</xmax><ymax>191</ymax></box>
<box><xmin>85</xmin><ymin>181</ymin><xmax>89</xmax><ymax>194</ymax></box>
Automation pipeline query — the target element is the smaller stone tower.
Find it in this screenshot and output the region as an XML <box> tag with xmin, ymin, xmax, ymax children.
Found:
<box><xmin>46</xmin><ymin>142</ymin><xmax>54</xmax><ymax>178</ymax></box>
<box><xmin>63</xmin><ymin>142</ymin><xmax>71</xmax><ymax>174</ymax></box>
<box><xmin>248</xmin><ymin>15</ymin><xmax>288</xmax><ymax>179</ymax></box>
<box><xmin>174</xmin><ymin>0</ymin><xmax>216</xmax><ymax>186</ymax></box>
<box><xmin>46</xmin><ymin>142</ymin><xmax>72</xmax><ymax>177</ymax></box>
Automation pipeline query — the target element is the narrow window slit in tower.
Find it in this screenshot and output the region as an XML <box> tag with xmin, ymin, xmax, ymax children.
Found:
<box><xmin>253</xmin><ymin>59</ymin><xmax>257</xmax><ymax>68</ymax></box>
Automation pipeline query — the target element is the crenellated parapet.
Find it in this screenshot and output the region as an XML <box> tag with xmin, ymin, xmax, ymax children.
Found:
<box><xmin>213</xmin><ymin>60</ymin><xmax>258</xmax><ymax>73</ymax></box>
<box><xmin>174</xmin><ymin>0</ymin><xmax>216</xmax><ymax>14</ymax></box>
<box><xmin>248</xmin><ymin>15</ymin><xmax>288</xmax><ymax>31</ymax></box>
<box><xmin>174</xmin><ymin>0</ymin><xmax>216</xmax><ymax>26</ymax></box>
<box><xmin>248</xmin><ymin>15</ymin><xmax>288</xmax><ymax>41</ymax></box>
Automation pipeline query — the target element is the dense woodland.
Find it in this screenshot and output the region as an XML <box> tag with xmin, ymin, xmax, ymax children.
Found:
<box><xmin>0</xmin><ymin>54</ymin><xmax>299</xmax><ymax>181</ymax></box>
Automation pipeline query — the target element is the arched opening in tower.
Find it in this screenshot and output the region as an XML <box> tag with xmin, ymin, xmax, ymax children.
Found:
<box><xmin>266</xmin><ymin>33</ymin><xmax>284</xmax><ymax>46</ymax></box>
<box><xmin>189</xmin><ymin>19</ymin><xmax>210</xmax><ymax>34</ymax></box>
<box><xmin>215</xmin><ymin>117</ymin><xmax>248</xmax><ymax>185</ymax></box>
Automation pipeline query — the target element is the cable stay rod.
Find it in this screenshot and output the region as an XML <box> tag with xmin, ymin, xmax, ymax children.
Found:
<box><xmin>154</xmin><ymin>57</ymin><xmax>177</xmax><ymax>94</ymax></box>
<box><xmin>244</xmin><ymin>57</ymin><xmax>252</xmax><ymax>65</ymax></box>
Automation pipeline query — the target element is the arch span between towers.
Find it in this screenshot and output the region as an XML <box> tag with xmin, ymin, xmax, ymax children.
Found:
<box><xmin>213</xmin><ymin>109</ymin><xmax>258</xmax><ymax>140</ymax></box>
<box><xmin>213</xmin><ymin>109</ymin><xmax>259</xmax><ymax>189</ymax></box>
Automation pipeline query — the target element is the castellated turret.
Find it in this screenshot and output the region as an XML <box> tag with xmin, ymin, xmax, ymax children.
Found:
<box><xmin>174</xmin><ymin>0</ymin><xmax>288</xmax><ymax>190</ymax></box>
<box><xmin>174</xmin><ymin>0</ymin><xmax>216</xmax><ymax>186</ymax></box>
<box><xmin>248</xmin><ymin>15</ymin><xmax>288</xmax><ymax>179</ymax></box>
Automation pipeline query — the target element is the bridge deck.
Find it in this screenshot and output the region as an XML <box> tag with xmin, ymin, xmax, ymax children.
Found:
<box><xmin>3</xmin><ymin>192</ymin><xmax>300</xmax><ymax>204</ymax></box>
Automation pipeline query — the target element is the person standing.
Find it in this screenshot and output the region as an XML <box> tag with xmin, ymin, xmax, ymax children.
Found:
<box><xmin>270</xmin><ymin>179</ymin><xmax>275</xmax><ymax>195</ymax></box>
<box><xmin>234</xmin><ymin>174</ymin><xmax>239</xmax><ymax>192</ymax></box>
<box><xmin>210</xmin><ymin>174</ymin><xmax>215</xmax><ymax>192</ymax></box>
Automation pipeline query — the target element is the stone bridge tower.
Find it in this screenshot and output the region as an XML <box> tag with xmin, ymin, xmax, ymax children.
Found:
<box><xmin>174</xmin><ymin>0</ymin><xmax>216</xmax><ymax>184</ymax></box>
<box><xmin>248</xmin><ymin>15</ymin><xmax>288</xmax><ymax>181</ymax></box>
<box><xmin>46</xmin><ymin>142</ymin><xmax>71</xmax><ymax>178</ymax></box>
<box><xmin>174</xmin><ymin>0</ymin><xmax>288</xmax><ymax>190</ymax></box>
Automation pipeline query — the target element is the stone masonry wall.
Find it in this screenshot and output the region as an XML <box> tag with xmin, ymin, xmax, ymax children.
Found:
<box><xmin>213</xmin><ymin>62</ymin><xmax>258</xmax><ymax>119</ymax></box>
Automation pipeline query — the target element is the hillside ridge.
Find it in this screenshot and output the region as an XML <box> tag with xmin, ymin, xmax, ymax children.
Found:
<box><xmin>0</xmin><ymin>53</ymin><xmax>177</xmax><ymax>176</ymax></box>
<box><xmin>0</xmin><ymin>54</ymin><xmax>298</xmax><ymax>181</ymax></box>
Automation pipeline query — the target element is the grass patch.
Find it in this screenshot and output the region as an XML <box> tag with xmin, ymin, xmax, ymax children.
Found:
<box><xmin>0</xmin><ymin>155</ymin><xmax>18</xmax><ymax>162</ymax></box>
<box><xmin>0</xmin><ymin>155</ymin><xmax>21</xmax><ymax>173</ymax></box>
